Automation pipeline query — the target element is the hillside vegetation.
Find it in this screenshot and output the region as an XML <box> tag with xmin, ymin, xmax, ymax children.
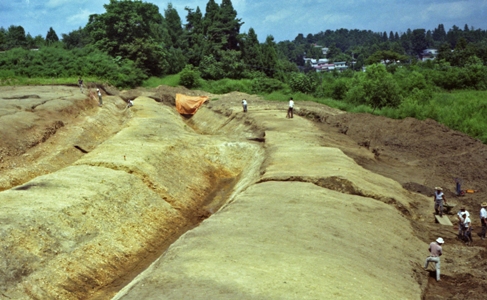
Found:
<box><xmin>2</xmin><ymin>0</ymin><xmax>487</xmax><ymax>141</ymax></box>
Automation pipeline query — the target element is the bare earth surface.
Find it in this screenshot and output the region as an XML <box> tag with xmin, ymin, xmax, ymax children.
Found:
<box><xmin>1</xmin><ymin>85</ymin><xmax>486</xmax><ymax>299</ymax></box>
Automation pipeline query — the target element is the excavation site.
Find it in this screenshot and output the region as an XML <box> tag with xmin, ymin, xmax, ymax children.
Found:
<box><xmin>1</xmin><ymin>85</ymin><xmax>487</xmax><ymax>300</ymax></box>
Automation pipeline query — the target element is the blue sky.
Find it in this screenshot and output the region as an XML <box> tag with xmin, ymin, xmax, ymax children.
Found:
<box><xmin>1</xmin><ymin>0</ymin><xmax>486</xmax><ymax>42</ymax></box>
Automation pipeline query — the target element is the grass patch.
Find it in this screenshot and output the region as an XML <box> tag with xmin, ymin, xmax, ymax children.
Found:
<box><xmin>0</xmin><ymin>76</ymin><xmax>103</xmax><ymax>86</ymax></box>
<box><xmin>142</xmin><ymin>75</ymin><xmax>180</xmax><ymax>88</ymax></box>
<box><xmin>372</xmin><ymin>90</ymin><xmax>487</xmax><ymax>143</ymax></box>
<box><xmin>199</xmin><ymin>78</ymin><xmax>253</xmax><ymax>94</ymax></box>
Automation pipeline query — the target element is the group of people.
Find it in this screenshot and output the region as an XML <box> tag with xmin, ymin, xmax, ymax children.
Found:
<box><xmin>241</xmin><ymin>97</ymin><xmax>294</xmax><ymax>118</ymax></box>
<box><xmin>426</xmin><ymin>187</ymin><xmax>487</xmax><ymax>282</ymax></box>
<box><xmin>426</xmin><ymin>188</ymin><xmax>447</xmax><ymax>281</ymax></box>
<box><xmin>456</xmin><ymin>206</ymin><xmax>473</xmax><ymax>245</ymax></box>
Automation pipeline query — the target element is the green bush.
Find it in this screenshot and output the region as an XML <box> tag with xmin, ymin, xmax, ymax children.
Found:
<box><xmin>251</xmin><ymin>77</ymin><xmax>283</xmax><ymax>94</ymax></box>
<box><xmin>198</xmin><ymin>55</ymin><xmax>224</xmax><ymax>80</ymax></box>
<box><xmin>331</xmin><ymin>78</ymin><xmax>350</xmax><ymax>100</ymax></box>
<box><xmin>201</xmin><ymin>78</ymin><xmax>252</xmax><ymax>94</ymax></box>
<box><xmin>179</xmin><ymin>65</ymin><xmax>201</xmax><ymax>88</ymax></box>
<box><xmin>288</xmin><ymin>72</ymin><xmax>315</xmax><ymax>94</ymax></box>
<box><xmin>346</xmin><ymin>64</ymin><xmax>401</xmax><ymax>109</ymax></box>
<box><xmin>0</xmin><ymin>46</ymin><xmax>146</xmax><ymax>88</ymax></box>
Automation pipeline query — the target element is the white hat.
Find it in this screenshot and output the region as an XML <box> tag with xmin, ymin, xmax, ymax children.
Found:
<box><xmin>435</xmin><ymin>187</ymin><xmax>443</xmax><ymax>191</ymax></box>
<box><xmin>96</xmin><ymin>88</ymin><xmax>99</xmax><ymax>91</ymax></box>
<box><xmin>436</xmin><ymin>237</ymin><xmax>444</xmax><ymax>244</ymax></box>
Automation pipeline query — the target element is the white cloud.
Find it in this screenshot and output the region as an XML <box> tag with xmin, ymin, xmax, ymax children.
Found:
<box><xmin>314</xmin><ymin>14</ymin><xmax>354</xmax><ymax>26</ymax></box>
<box><xmin>67</xmin><ymin>9</ymin><xmax>93</xmax><ymax>25</ymax></box>
<box><xmin>46</xmin><ymin>0</ymin><xmax>71</xmax><ymax>8</ymax></box>
<box><xmin>263</xmin><ymin>9</ymin><xmax>294</xmax><ymax>24</ymax></box>
<box><xmin>423</xmin><ymin>1</ymin><xmax>477</xmax><ymax>19</ymax></box>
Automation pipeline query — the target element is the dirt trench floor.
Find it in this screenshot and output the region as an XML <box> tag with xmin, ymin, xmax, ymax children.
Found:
<box><xmin>1</xmin><ymin>85</ymin><xmax>487</xmax><ymax>299</ymax></box>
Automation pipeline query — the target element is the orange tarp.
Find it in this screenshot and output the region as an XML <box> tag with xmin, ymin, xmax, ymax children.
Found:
<box><xmin>175</xmin><ymin>94</ymin><xmax>209</xmax><ymax>115</ymax></box>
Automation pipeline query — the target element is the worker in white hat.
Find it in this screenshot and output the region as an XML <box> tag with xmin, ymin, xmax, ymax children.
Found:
<box><xmin>424</xmin><ymin>237</ymin><xmax>444</xmax><ymax>281</ymax></box>
<box><xmin>433</xmin><ymin>187</ymin><xmax>447</xmax><ymax>217</ymax></box>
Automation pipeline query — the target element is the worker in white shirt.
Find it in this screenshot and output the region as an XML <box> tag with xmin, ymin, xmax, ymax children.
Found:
<box><xmin>433</xmin><ymin>187</ymin><xmax>447</xmax><ymax>217</ymax></box>
<box><xmin>457</xmin><ymin>207</ymin><xmax>470</xmax><ymax>238</ymax></box>
<box><xmin>462</xmin><ymin>213</ymin><xmax>473</xmax><ymax>245</ymax></box>
<box><xmin>480</xmin><ymin>202</ymin><xmax>487</xmax><ymax>240</ymax></box>
<box><xmin>286</xmin><ymin>97</ymin><xmax>294</xmax><ymax>118</ymax></box>
<box><xmin>242</xmin><ymin>99</ymin><xmax>247</xmax><ymax>112</ymax></box>
<box><xmin>424</xmin><ymin>237</ymin><xmax>444</xmax><ymax>282</ymax></box>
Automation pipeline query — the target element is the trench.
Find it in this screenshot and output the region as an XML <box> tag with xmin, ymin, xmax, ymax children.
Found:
<box><xmin>89</xmin><ymin>172</ymin><xmax>242</xmax><ymax>300</ymax></box>
<box><xmin>0</xmin><ymin>93</ymin><xmax>265</xmax><ymax>299</ymax></box>
<box><xmin>85</xmin><ymin>108</ymin><xmax>265</xmax><ymax>299</ymax></box>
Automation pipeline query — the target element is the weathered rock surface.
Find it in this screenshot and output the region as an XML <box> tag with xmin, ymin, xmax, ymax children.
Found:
<box><xmin>4</xmin><ymin>86</ymin><xmax>486</xmax><ymax>300</ymax></box>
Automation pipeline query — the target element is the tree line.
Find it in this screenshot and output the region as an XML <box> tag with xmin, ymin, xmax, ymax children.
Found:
<box><xmin>1</xmin><ymin>0</ymin><xmax>487</xmax><ymax>93</ymax></box>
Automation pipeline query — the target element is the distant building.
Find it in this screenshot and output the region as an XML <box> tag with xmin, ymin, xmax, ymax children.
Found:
<box><xmin>304</xmin><ymin>58</ymin><xmax>330</xmax><ymax>69</ymax></box>
<box><xmin>420</xmin><ymin>49</ymin><xmax>438</xmax><ymax>61</ymax></box>
<box><xmin>334</xmin><ymin>62</ymin><xmax>348</xmax><ymax>71</ymax></box>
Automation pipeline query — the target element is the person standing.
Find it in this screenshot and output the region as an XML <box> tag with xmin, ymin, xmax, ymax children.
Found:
<box><xmin>242</xmin><ymin>99</ymin><xmax>247</xmax><ymax>112</ymax></box>
<box><xmin>480</xmin><ymin>202</ymin><xmax>487</xmax><ymax>240</ymax></box>
<box><xmin>97</xmin><ymin>88</ymin><xmax>103</xmax><ymax>107</ymax></box>
<box><xmin>455</xmin><ymin>178</ymin><xmax>463</xmax><ymax>196</ymax></box>
<box><xmin>433</xmin><ymin>187</ymin><xmax>447</xmax><ymax>217</ymax></box>
<box><xmin>287</xmin><ymin>97</ymin><xmax>294</xmax><ymax>118</ymax></box>
<box><xmin>78</xmin><ymin>77</ymin><xmax>84</xmax><ymax>93</ymax></box>
<box><xmin>462</xmin><ymin>213</ymin><xmax>473</xmax><ymax>245</ymax></box>
<box><xmin>456</xmin><ymin>207</ymin><xmax>470</xmax><ymax>238</ymax></box>
<box><xmin>424</xmin><ymin>237</ymin><xmax>444</xmax><ymax>281</ymax></box>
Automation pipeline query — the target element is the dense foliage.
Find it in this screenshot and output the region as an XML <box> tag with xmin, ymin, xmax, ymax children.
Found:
<box><xmin>0</xmin><ymin>46</ymin><xmax>146</xmax><ymax>87</ymax></box>
<box><xmin>2</xmin><ymin>1</ymin><xmax>487</xmax><ymax>144</ymax></box>
<box><xmin>1</xmin><ymin>0</ymin><xmax>487</xmax><ymax>98</ymax></box>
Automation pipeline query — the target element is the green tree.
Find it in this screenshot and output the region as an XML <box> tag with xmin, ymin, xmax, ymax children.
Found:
<box><xmin>0</xmin><ymin>27</ymin><xmax>6</xmax><ymax>50</ymax></box>
<box><xmin>5</xmin><ymin>25</ymin><xmax>27</xmax><ymax>49</ymax></box>
<box><xmin>164</xmin><ymin>3</ymin><xmax>186</xmax><ymax>73</ymax></box>
<box><xmin>289</xmin><ymin>72</ymin><xmax>315</xmax><ymax>94</ymax></box>
<box><xmin>462</xmin><ymin>55</ymin><xmax>487</xmax><ymax>89</ymax></box>
<box><xmin>165</xmin><ymin>3</ymin><xmax>183</xmax><ymax>48</ymax></box>
<box><xmin>432</xmin><ymin>24</ymin><xmax>446</xmax><ymax>42</ymax></box>
<box><xmin>62</xmin><ymin>27</ymin><xmax>91</xmax><ymax>49</ymax></box>
<box><xmin>85</xmin><ymin>0</ymin><xmax>168</xmax><ymax>76</ymax></box>
<box><xmin>260</xmin><ymin>35</ymin><xmax>279</xmax><ymax>77</ymax></box>
<box><xmin>240</xmin><ymin>27</ymin><xmax>262</xmax><ymax>74</ymax></box>
<box><xmin>220</xmin><ymin>49</ymin><xmax>244</xmax><ymax>78</ymax></box>
<box><xmin>346</xmin><ymin>64</ymin><xmax>401</xmax><ymax>109</ymax></box>
<box><xmin>199</xmin><ymin>54</ymin><xmax>224</xmax><ymax>80</ymax></box>
<box><xmin>366</xmin><ymin>50</ymin><xmax>407</xmax><ymax>65</ymax></box>
<box><xmin>182</xmin><ymin>6</ymin><xmax>205</xmax><ymax>66</ymax></box>
<box><xmin>202</xmin><ymin>0</ymin><xmax>242</xmax><ymax>57</ymax></box>
<box><xmin>46</xmin><ymin>27</ymin><xmax>59</xmax><ymax>45</ymax></box>
<box><xmin>411</xmin><ymin>29</ymin><xmax>427</xmax><ymax>56</ymax></box>
<box><xmin>219</xmin><ymin>0</ymin><xmax>243</xmax><ymax>50</ymax></box>
<box><xmin>326</xmin><ymin>44</ymin><xmax>342</xmax><ymax>60</ymax></box>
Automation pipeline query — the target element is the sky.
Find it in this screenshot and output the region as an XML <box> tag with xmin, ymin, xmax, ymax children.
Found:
<box><xmin>1</xmin><ymin>0</ymin><xmax>487</xmax><ymax>43</ymax></box>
